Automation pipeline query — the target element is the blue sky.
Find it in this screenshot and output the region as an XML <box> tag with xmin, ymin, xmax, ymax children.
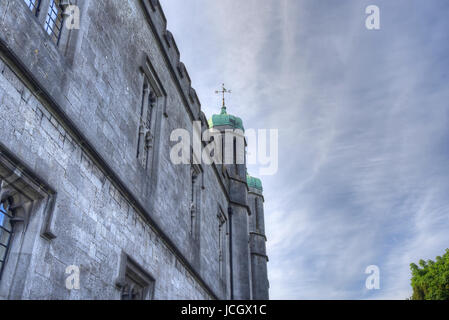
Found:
<box><xmin>161</xmin><ymin>0</ymin><xmax>449</xmax><ymax>299</ymax></box>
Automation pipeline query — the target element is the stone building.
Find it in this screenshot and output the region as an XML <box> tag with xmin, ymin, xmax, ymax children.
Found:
<box><xmin>0</xmin><ymin>0</ymin><xmax>269</xmax><ymax>300</ymax></box>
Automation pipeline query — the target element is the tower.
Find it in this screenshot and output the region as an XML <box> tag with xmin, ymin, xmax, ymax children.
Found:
<box><xmin>247</xmin><ymin>175</ymin><xmax>269</xmax><ymax>299</ymax></box>
<box><xmin>209</xmin><ymin>86</ymin><xmax>251</xmax><ymax>299</ymax></box>
<box><xmin>208</xmin><ymin>84</ymin><xmax>269</xmax><ymax>300</ymax></box>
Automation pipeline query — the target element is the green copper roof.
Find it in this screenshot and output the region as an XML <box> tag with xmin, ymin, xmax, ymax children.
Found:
<box><xmin>208</xmin><ymin>107</ymin><xmax>245</xmax><ymax>131</ymax></box>
<box><xmin>247</xmin><ymin>174</ymin><xmax>263</xmax><ymax>191</ymax></box>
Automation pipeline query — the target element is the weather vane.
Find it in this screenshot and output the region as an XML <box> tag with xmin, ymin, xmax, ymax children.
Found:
<box><xmin>215</xmin><ymin>83</ymin><xmax>231</xmax><ymax>111</ymax></box>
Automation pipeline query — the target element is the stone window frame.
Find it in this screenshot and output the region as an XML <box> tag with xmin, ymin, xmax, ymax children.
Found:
<box><xmin>0</xmin><ymin>146</ymin><xmax>57</xmax><ymax>243</ymax></box>
<box><xmin>217</xmin><ymin>205</ymin><xmax>228</xmax><ymax>283</ymax></box>
<box><xmin>137</xmin><ymin>75</ymin><xmax>157</xmax><ymax>170</ymax></box>
<box><xmin>0</xmin><ymin>146</ymin><xmax>57</xmax><ymax>289</ymax></box>
<box><xmin>115</xmin><ymin>252</ymin><xmax>155</xmax><ymax>300</ymax></box>
<box><xmin>254</xmin><ymin>197</ymin><xmax>260</xmax><ymax>231</ymax></box>
<box><xmin>232</xmin><ymin>132</ymin><xmax>246</xmax><ymax>176</ymax></box>
<box><xmin>190</xmin><ymin>163</ymin><xmax>203</xmax><ymax>240</ymax></box>
<box><xmin>137</xmin><ymin>56</ymin><xmax>167</xmax><ymax>171</ymax></box>
<box><xmin>20</xmin><ymin>0</ymin><xmax>67</xmax><ymax>45</ymax></box>
<box><xmin>43</xmin><ymin>0</ymin><xmax>66</xmax><ymax>46</ymax></box>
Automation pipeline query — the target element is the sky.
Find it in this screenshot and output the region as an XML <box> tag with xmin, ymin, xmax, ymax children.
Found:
<box><xmin>161</xmin><ymin>0</ymin><xmax>449</xmax><ymax>299</ymax></box>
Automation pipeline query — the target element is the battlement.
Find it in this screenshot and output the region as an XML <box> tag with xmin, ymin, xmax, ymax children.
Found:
<box><xmin>141</xmin><ymin>0</ymin><xmax>203</xmax><ymax>122</ymax></box>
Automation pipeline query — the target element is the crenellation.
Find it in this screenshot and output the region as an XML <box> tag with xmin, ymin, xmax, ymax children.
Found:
<box><xmin>149</xmin><ymin>0</ymin><xmax>167</xmax><ymax>27</ymax></box>
<box><xmin>140</xmin><ymin>0</ymin><xmax>207</xmax><ymax>133</ymax></box>
<box><xmin>177</xmin><ymin>61</ymin><xmax>187</xmax><ymax>80</ymax></box>
<box><xmin>163</xmin><ymin>30</ymin><xmax>174</xmax><ymax>49</ymax></box>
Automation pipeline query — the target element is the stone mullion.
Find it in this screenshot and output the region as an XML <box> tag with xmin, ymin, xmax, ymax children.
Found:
<box><xmin>37</xmin><ymin>0</ymin><xmax>51</xmax><ymax>27</ymax></box>
<box><xmin>138</xmin><ymin>81</ymin><xmax>150</xmax><ymax>166</ymax></box>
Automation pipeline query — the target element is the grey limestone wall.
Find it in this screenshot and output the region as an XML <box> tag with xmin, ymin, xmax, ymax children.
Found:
<box><xmin>0</xmin><ymin>56</ymin><xmax>210</xmax><ymax>299</ymax></box>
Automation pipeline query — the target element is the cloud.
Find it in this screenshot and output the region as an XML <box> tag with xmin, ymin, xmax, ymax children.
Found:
<box><xmin>162</xmin><ymin>0</ymin><xmax>449</xmax><ymax>299</ymax></box>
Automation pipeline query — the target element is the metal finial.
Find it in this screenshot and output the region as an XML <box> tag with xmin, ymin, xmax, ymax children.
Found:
<box><xmin>215</xmin><ymin>83</ymin><xmax>231</xmax><ymax>113</ymax></box>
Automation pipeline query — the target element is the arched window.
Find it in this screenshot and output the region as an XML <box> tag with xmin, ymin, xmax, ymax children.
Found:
<box><xmin>0</xmin><ymin>200</ymin><xmax>13</xmax><ymax>280</ymax></box>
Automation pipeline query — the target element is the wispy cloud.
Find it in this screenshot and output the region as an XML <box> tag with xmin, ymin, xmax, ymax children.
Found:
<box><xmin>162</xmin><ymin>0</ymin><xmax>449</xmax><ymax>299</ymax></box>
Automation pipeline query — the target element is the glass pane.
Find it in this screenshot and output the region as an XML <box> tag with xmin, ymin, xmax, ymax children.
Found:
<box><xmin>23</xmin><ymin>0</ymin><xmax>40</xmax><ymax>15</ymax></box>
<box><xmin>0</xmin><ymin>229</ymin><xmax>11</xmax><ymax>247</ymax></box>
<box><xmin>2</xmin><ymin>219</ymin><xmax>12</xmax><ymax>233</ymax></box>
<box><xmin>0</xmin><ymin>208</ymin><xmax>4</xmax><ymax>227</ymax></box>
<box><xmin>0</xmin><ymin>205</ymin><xmax>12</xmax><ymax>232</ymax></box>
<box><xmin>0</xmin><ymin>202</ymin><xmax>13</xmax><ymax>264</ymax></box>
<box><xmin>0</xmin><ymin>245</ymin><xmax>6</xmax><ymax>261</ymax></box>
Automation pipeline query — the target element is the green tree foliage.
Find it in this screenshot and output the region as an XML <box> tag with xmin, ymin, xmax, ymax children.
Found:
<box><xmin>410</xmin><ymin>249</ymin><xmax>449</xmax><ymax>300</ymax></box>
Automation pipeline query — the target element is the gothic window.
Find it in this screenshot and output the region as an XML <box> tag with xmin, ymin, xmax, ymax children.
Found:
<box><xmin>190</xmin><ymin>166</ymin><xmax>201</xmax><ymax>238</ymax></box>
<box><xmin>0</xmin><ymin>150</ymin><xmax>56</xmax><ymax>290</ymax></box>
<box><xmin>255</xmin><ymin>198</ymin><xmax>260</xmax><ymax>231</ymax></box>
<box><xmin>254</xmin><ymin>197</ymin><xmax>264</xmax><ymax>234</ymax></box>
<box><xmin>44</xmin><ymin>0</ymin><xmax>64</xmax><ymax>45</ymax></box>
<box><xmin>137</xmin><ymin>76</ymin><xmax>157</xmax><ymax>169</ymax></box>
<box><xmin>233</xmin><ymin>137</ymin><xmax>238</xmax><ymax>174</ymax></box>
<box><xmin>116</xmin><ymin>253</ymin><xmax>155</xmax><ymax>300</ymax></box>
<box><xmin>233</xmin><ymin>134</ymin><xmax>245</xmax><ymax>175</ymax></box>
<box><xmin>0</xmin><ymin>201</ymin><xmax>13</xmax><ymax>280</ymax></box>
<box><xmin>23</xmin><ymin>0</ymin><xmax>41</xmax><ymax>16</ymax></box>
<box><xmin>218</xmin><ymin>209</ymin><xmax>227</xmax><ymax>281</ymax></box>
<box><xmin>136</xmin><ymin>56</ymin><xmax>166</xmax><ymax>171</ymax></box>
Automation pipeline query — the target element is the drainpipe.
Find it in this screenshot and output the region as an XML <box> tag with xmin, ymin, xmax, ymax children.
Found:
<box><xmin>228</xmin><ymin>206</ymin><xmax>233</xmax><ymax>300</ymax></box>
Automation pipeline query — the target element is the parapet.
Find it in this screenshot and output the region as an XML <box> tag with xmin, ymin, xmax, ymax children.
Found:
<box><xmin>141</xmin><ymin>0</ymin><xmax>202</xmax><ymax>122</ymax></box>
